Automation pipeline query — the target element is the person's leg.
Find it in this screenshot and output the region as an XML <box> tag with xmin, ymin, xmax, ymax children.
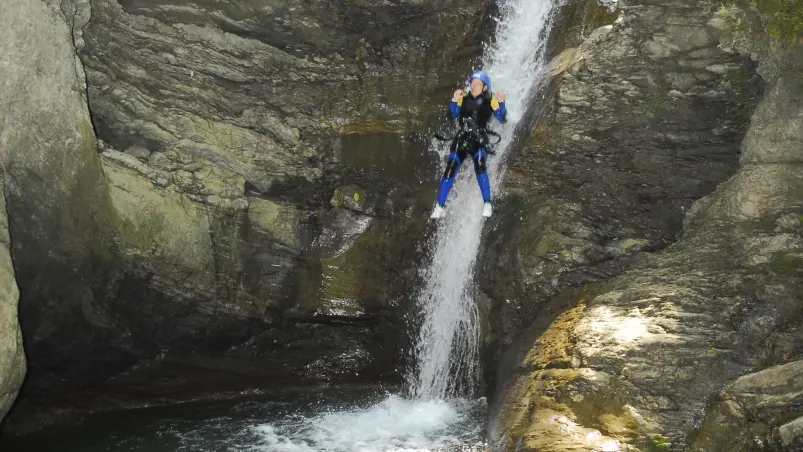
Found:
<box><xmin>472</xmin><ymin>148</ymin><xmax>491</xmax><ymax>202</ymax></box>
<box><xmin>473</xmin><ymin>147</ymin><xmax>493</xmax><ymax>217</ymax></box>
<box><xmin>436</xmin><ymin>153</ymin><xmax>461</xmax><ymax>207</ymax></box>
<box><xmin>435</xmin><ymin>139</ymin><xmax>469</xmax><ymax>206</ymax></box>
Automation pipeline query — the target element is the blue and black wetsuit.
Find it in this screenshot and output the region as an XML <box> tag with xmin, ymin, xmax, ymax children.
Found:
<box><xmin>436</xmin><ymin>90</ymin><xmax>507</xmax><ymax>207</ymax></box>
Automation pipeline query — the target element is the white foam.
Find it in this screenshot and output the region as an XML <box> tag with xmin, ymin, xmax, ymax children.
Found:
<box><xmin>245</xmin><ymin>395</ymin><xmax>484</xmax><ymax>452</ymax></box>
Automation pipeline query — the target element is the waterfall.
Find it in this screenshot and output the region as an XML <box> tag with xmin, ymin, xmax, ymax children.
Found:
<box><xmin>408</xmin><ymin>0</ymin><xmax>562</xmax><ymax>401</ymax></box>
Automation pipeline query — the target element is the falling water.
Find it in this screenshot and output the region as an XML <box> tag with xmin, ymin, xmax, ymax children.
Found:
<box><xmin>409</xmin><ymin>0</ymin><xmax>562</xmax><ymax>401</ymax></box>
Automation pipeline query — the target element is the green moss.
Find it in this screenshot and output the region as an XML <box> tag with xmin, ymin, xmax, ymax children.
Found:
<box><xmin>118</xmin><ymin>215</ymin><xmax>149</xmax><ymax>250</ymax></box>
<box><xmin>552</xmin><ymin>0</ymin><xmax>620</xmax><ymax>51</ymax></box>
<box><xmin>641</xmin><ymin>93</ymin><xmax>666</xmax><ymax>114</ymax></box>
<box><xmin>315</xmin><ymin>220</ymin><xmax>389</xmax><ymax>311</ymax></box>
<box><xmin>719</xmin><ymin>0</ymin><xmax>803</xmax><ymax>42</ymax></box>
<box><xmin>338</xmin><ymin>116</ymin><xmax>413</xmax><ymax>134</ymax></box>
<box><xmin>648</xmin><ymin>434</ymin><xmax>672</xmax><ymax>451</ymax></box>
<box><xmin>332</xmin><ymin>188</ymin><xmax>345</xmax><ymax>208</ymax></box>
<box><xmin>769</xmin><ymin>250</ymin><xmax>803</xmax><ymax>273</ymax></box>
<box><xmin>529</xmin><ymin>120</ymin><xmax>553</xmax><ymax>153</ymax></box>
<box><xmin>330</xmin><ymin>185</ymin><xmax>366</xmax><ymax>210</ymax></box>
<box><xmin>636</xmin><ymin>434</ymin><xmax>672</xmax><ymax>451</ymax></box>
<box><xmin>753</xmin><ymin>0</ymin><xmax>803</xmax><ymax>41</ymax></box>
<box><xmin>726</xmin><ymin>70</ymin><xmax>747</xmax><ymax>90</ymax></box>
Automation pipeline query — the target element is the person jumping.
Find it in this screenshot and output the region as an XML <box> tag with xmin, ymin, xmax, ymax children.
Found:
<box><xmin>430</xmin><ymin>70</ymin><xmax>507</xmax><ymax>220</ymax></box>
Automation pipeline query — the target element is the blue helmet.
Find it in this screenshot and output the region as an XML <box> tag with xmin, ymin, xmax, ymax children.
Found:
<box><xmin>470</xmin><ymin>70</ymin><xmax>491</xmax><ymax>90</ymax></box>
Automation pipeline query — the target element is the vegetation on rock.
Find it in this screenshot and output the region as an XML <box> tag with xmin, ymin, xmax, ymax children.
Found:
<box><xmin>718</xmin><ymin>0</ymin><xmax>803</xmax><ymax>43</ymax></box>
<box><xmin>752</xmin><ymin>0</ymin><xmax>803</xmax><ymax>41</ymax></box>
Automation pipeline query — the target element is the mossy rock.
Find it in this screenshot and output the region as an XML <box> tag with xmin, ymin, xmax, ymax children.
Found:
<box><xmin>331</xmin><ymin>184</ymin><xmax>368</xmax><ymax>212</ymax></box>
<box><xmin>529</xmin><ymin>120</ymin><xmax>554</xmax><ymax>153</ymax></box>
<box><xmin>303</xmin><ymin>219</ymin><xmax>391</xmax><ymax>314</ymax></box>
<box><xmin>717</xmin><ymin>0</ymin><xmax>803</xmax><ymax>43</ymax></box>
<box><xmin>248</xmin><ymin>198</ymin><xmax>301</xmax><ymax>250</ymax></box>
<box><xmin>752</xmin><ymin>0</ymin><xmax>803</xmax><ymax>42</ymax></box>
<box><xmin>338</xmin><ymin>116</ymin><xmax>415</xmax><ymax>135</ymax></box>
<box><xmin>550</xmin><ymin>0</ymin><xmax>620</xmax><ymax>53</ymax></box>
<box><xmin>769</xmin><ymin>250</ymin><xmax>803</xmax><ymax>273</ymax></box>
<box><xmin>643</xmin><ymin>434</ymin><xmax>672</xmax><ymax>451</ymax></box>
<box><xmin>103</xmin><ymin>159</ymin><xmax>215</xmax><ymax>272</ymax></box>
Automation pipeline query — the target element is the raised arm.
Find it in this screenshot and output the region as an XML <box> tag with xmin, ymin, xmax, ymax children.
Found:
<box><xmin>491</xmin><ymin>91</ymin><xmax>507</xmax><ymax>124</ymax></box>
<box><xmin>449</xmin><ymin>89</ymin><xmax>465</xmax><ymax>120</ymax></box>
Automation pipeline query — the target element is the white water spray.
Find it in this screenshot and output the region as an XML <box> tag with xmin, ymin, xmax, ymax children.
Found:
<box><xmin>409</xmin><ymin>0</ymin><xmax>561</xmax><ymax>401</ymax></box>
<box><xmin>249</xmin><ymin>395</ymin><xmax>484</xmax><ymax>452</ymax></box>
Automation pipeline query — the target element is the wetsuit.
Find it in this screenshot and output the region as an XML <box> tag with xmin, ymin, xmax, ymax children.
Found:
<box><xmin>436</xmin><ymin>90</ymin><xmax>507</xmax><ymax>207</ymax></box>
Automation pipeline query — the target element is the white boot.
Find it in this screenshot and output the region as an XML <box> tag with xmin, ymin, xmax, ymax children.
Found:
<box><xmin>430</xmin><ymin>204</ymin><xmax>446</xmax><ymax>219</ymax></box>
<box><xmin>482</xmin><ymin>201</ymin><xmax>493</xmax><ymax>218</ymax></box>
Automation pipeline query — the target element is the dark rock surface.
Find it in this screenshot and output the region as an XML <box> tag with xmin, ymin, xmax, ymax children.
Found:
<box><xmin>2</xmin><ymin>0</ymin><xmax>496</xmax><ymax>435</ymax></box>
<box><xmin>480</xmin><ymin>0</ymin><xmax>764</xmax><ymax>351</ymax></box>
<box><xmin>1</xmin><ymin>0</ymin><xmax>108</xmax><ymax>425</ymax></box>
<box><xmin>688</xmin><ymin>359</ymin><xmax>803</xmax><ymax>451</ymax></box>
<box><xmin>0</xmin><ymin>172</ymin><xmax>24</xmax><ymax>422</ymax></box>
<box><xmin>485</xmin><ymin>0</ymin><xmax>803</xmax><ymax>450</ymax></box>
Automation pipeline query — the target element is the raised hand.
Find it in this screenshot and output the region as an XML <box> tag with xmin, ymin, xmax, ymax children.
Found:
<box><xmin>452</xmin><ymin>89</ymin><xmax>465</xmax><ymax>102</ymax></box>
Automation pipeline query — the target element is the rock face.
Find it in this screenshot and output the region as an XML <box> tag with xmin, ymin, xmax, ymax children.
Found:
<box><xmin>689</xmin><ymin>360</ymin><xmax>803</xmax><ymax>451</ymax></box>
<box><xmin>0</xmin><ymin>174</ymin><xmax>25</xmax><ymax>423</ymax></box>
<box><xmin>0</xmin><ymin>0</ymin><xmax>125</xmax><ymax>429</ymax></box>
<box><xmin>77</xmin><ymin>0</ymin><xmax>493</xmax><ymax>210</ymax></box>
<box><xmin>1</xmin><ymin>0</ymin><xmax>111</xmax><ymax>423</ymax></box>
<box><xmin>481</xmin><ymin>0</ymin><xmax>763</xmax><ymax>361</ymax></box>
<box><xmin>68</xmin><ymin>0</ymin><xmax>493</xmax><ymax>366</ymax></box>
<box><xmin>3</xmin><ymin>0</ymin><xmax>497</xmax><ymax>433</ymax></box>
<box><xmin>486</xmin><ymin>0</ymin><xmax>803</xmax><ymax>450</ymax></box>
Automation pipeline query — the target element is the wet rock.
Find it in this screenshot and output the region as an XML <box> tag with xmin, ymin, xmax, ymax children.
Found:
<box><xmin>688</xmin><ymin>360</ymin><xmax>803</xmax><ymax>451</ymax></box>
<box><xmin>779</xmin><ymin>417</ymin><xmax>803</xmax><ymax>449</ymax></box>
<box><xmin>124</xmin><ymin>145</ymin><xmax>152</xmax><ymax>160</ymax></box>
<box><xmin>481</xmin><ymin>0</ymin><xmax>763</xmax><ymax>349</ymax></box>
<box><xmin>491</xmin><ymin>214</ymin><xmax>803</xmax><ymax>450</ymax></box>
<box><xmin>302</xmin><ymin>211</ymin><xmax>419</xmax><ymax>315</ymax></box>
<box><xmin>331</xmin><ymin>184</ymin><xmax>369</xmax><ymax>213</ymax></box>
<box><xmin>102</xmin><ymin>153</ymin><xmax>218</xmax><ymax>292</ymax></box>
<box><xmin>3</xmin><ymin>0</ymin><xmax>489</xmax><ymax>434</ymax></box>
<box><xmin>247</xmin><ymin>198</ymin><xmax>301</xmax><ymax>251</ymax></box>
<box><xmin>486</xmin><ymin>1</ymin><xmax>803</xmax><ymax>451</ymax></box>
<box><xmin>77</xmin><ymin>0</ymin><xmax>495</xmax><ymax>204</ymax></box>
<box><xmin>0</xmin><ymin>175</ymin><xmax>25</xmax><ymax>423</ymax></box>
<box><xmin>0</xmin><ymin>0</ymin><xmax>115</xmax><ymax>423</ymax></box>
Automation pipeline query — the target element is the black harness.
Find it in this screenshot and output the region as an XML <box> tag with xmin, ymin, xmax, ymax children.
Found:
<box><xmin>433</xmin><ymin>128</ymin><xmax>501</xmax><ymax>154</ymax></box>
<box><xmin>434</xmin><ymin>91</ymin><xmax>502</xmax><ymax>154</ymax></box>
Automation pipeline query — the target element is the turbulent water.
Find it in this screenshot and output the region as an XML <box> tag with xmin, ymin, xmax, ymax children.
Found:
<box><xmin>3</xmin><ymin>1</ymin><xmax>562</xmax><ymax>450</ymax></box>
<box><xmin>1</xmin><ymin>391</ymin><xmax>487</xmax><ymax>452</ymax></box>
<box><xmin>408</xmin><ymin>0</ymin><xmax>560</xmax><ymax>401</ymax></box>
<box><xmin>247</xmin><ymin>396</ymin><xmax>486</xmax><ymax>452</ymax></box>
